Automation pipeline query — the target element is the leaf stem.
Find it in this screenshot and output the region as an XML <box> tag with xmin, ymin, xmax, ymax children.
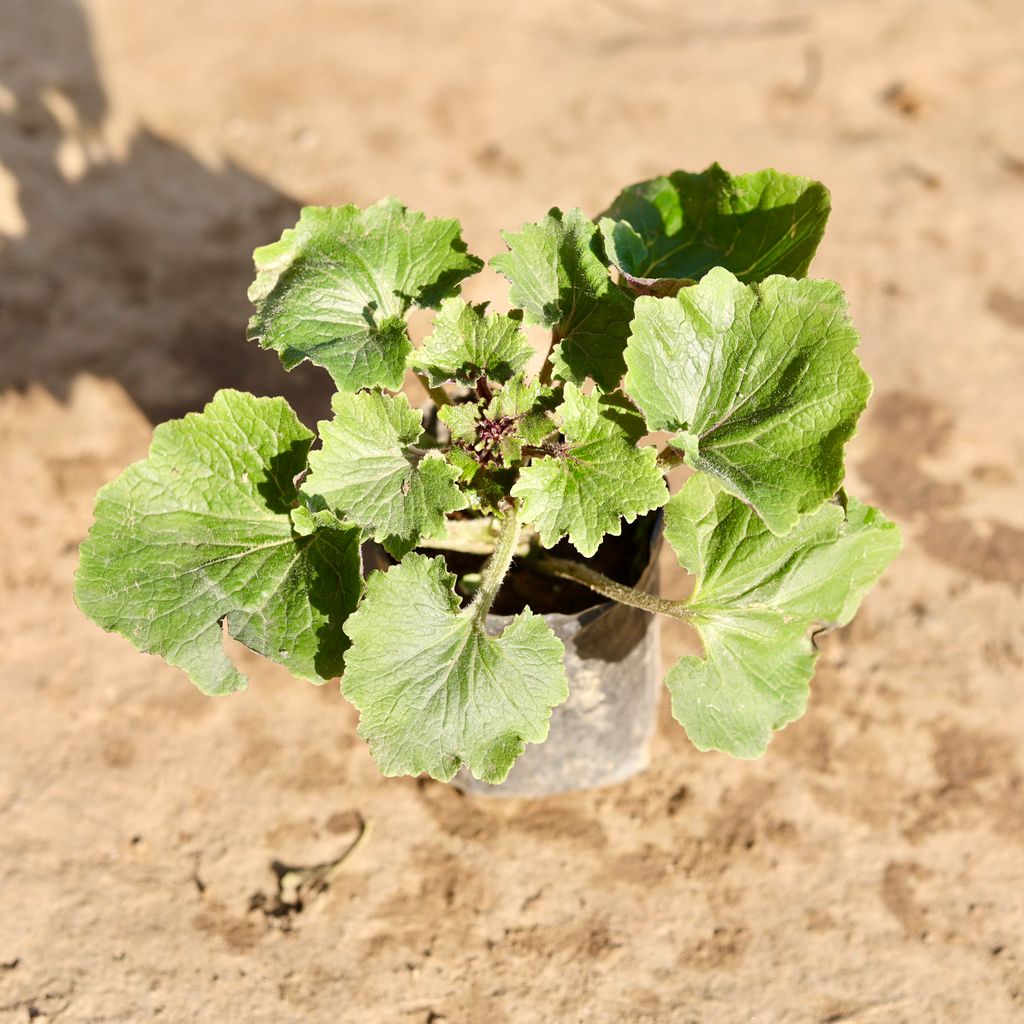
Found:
<box><xmin>533</xmin><ymin>555</ymin><xmax>691</xmax><ymax>621</ymax></box>
<box><xmin>537</xmin><ymin>328</ymin><xmax>558</xmax><ymax>385</ymax></box>
<box><xmin>469</xmin><ymin>503</ymin><xmax>521</xmax><ymax>624</ymax></box>
<box><xmin>475</xmin><ymin>376</ymin><xmax>493</xmax><ymax>402</ymax></box>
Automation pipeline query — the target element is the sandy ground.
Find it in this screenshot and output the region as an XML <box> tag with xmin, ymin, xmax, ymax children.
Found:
<box><xmin>2</xmin><ymin>1</ymin><xmax>1023</xmax><ymax>1021</ymax></box>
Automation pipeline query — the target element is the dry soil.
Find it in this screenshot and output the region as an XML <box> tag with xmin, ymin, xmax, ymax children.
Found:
<box><xmin>2</xmin><ymin>1</ymin><xmax>1023</xmax><ymax>1022</ymax></box>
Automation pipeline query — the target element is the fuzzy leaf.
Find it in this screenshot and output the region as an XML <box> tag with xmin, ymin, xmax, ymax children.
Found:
<box><xmin>490</xmin><ymin>208</ymin><xmax>634</xmax><ymax>391</ymax></box>
<box><xmin>487</xmin><ymin>375</ymin><xmax>556</xmax><ymax>450</ymax></box>
<box><xmin>664</xmin><ymin>474</ymin><xmax>901</xmax><ymax>758</ymax></box>
<box><xmin>74</xmin><ymin>391</ymin><xmax>363</xmax><ymax>695</ymax></box>
<box><xmin>625</xmin><ymin>267</ymin><xmax>870</xmax><ymax>535</ymax></box>
<box><xmin>248</xmin><ymin>200</ymin><xmax>482</xmax><ymax>391</ymax></box>
<box><xmin>601</xmin><ymin>163</ymin><xmax>830</xmax><ymax>285</ymax></box>
<box><xmin>445</xmin><ymin>445</ymin><xmax>480</xmax><ymax>484</ymax></box>
<box><xmin>437</xmin><ymin>401</ymin><xmax>480</xmax><ymax>445</ymax></box>
<box><xmin>485</xmin><ymin>376</ymin><xmax>556</xmax><ymax>466</ymax></box>
<box><xmin>413</xmin><ymin>298</ymin><xmax>532</xmax><ymax>385</ymax></box>
<box><xmin>516</xmin><ymin>410</ymin><xmax>557</xmax><ymax>447</ymax></box>
<box><xmin>462</xmin><ymin>466</ymin><xmax>514</xmax><ymax>513</ymax></box>
<box><xmin>305</xmin><ymin>391</ymin><xmax>467</xmax><ymax>559</ymax></box>
<box><xmin>511</xmin><ymin>384</ymin><xmax>668</xmax><ymax>557</ymax></box>
<box><xmin>342</xmin><ymin>554</ymin><xmax>568</xmax><ymax>782</ymax></box>
<box><xmin>486</xmin><ymin>374</ymin><xmax>552</xmax><ymax>420</ymax></box>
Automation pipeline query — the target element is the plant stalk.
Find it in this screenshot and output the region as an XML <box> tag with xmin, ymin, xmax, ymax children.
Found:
<box><xmin>469</xmin><ymin>503</ymin><xmax>521</xmax><ymax>624</ymax></box>
<box><xmin>533</xmin><ymin>555</ymin><xmax>691</xmax><ymax>621</ymax></box>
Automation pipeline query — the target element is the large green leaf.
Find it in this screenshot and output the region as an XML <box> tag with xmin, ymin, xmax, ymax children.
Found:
<box><xmin>490</xmin><ymin>208</ymin><xmax>634</xmax><ymax>391</ymax></box>
<box><xmin>342</xmin><ymin>554</ymin><xmax>568</xmax><ymax>782</ymax></box>
<box><xmin>511</xmin><ymin>383</ymin><xmax>668</xmax><ymax>557</ymax></box>
<box><xmin>412</xmin><ymin>298</ymin><xmax>533</xmax><ymax>386</ymax></box>
<box><xmin>624</xmin><ymin>267</ymin><xmax>870</xmax><ymax>535</ymax></box>
<box><xmin>248</xmin><ymin>200</ymin><xmax>482</xmax><ymax>391</ymax></box>
<box><xmin>599</xmin><ymin>163</ymin><xmax>830</xmax><ymax>286</ymax></box>
<box><xmin>74</xmin><ymin>391</ymin><xmax>363</xmax><ymax>695</ymax></box>
<box><xmin>305</xmin><ymin>390</ymin><xmax>467</xmax><ymax>559</ymax></box>
<box><xmin>664</xmin><ymin>474</ymin><xmax>901</xmax><ymax>758</ymax></box>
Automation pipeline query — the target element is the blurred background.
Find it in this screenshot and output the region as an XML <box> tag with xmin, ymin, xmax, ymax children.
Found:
<box><xmin>1</xmin><ymin>1</ymin><xmax>1022</xmax><ymax>1020</ymax></box>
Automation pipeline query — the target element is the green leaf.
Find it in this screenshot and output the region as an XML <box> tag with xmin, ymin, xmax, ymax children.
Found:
<box><xmin>486</xmin><ymin>374</ymin><xmax>552</xmax><ymax>421</ymax></box>
<box><xmin>598</xmin><ymin>217</ymin><xmax>694</xmax><ymax>298</ymax></box>
<box><xmin>444</xmin><ymin>445</ymin><xmax>480</xmax><ymax>484</ymax></box>
<box><xmin>490</xmin><ymin>208</ymin><xmax>634</xmax><ymax>391</ymax></box>
<box><xmin>624</xmin><ymin>267</ymin><xmax>870</xmax><ymax>535</ymax></box>
<box><xmin>487</xmin><ymin>375</ymin><xmax>556</xmax><ymax>454</ymax></box>
<box><xmin>462</xmin><ymin>465</ymin><xmax>515</xmax><ymax>513</ymax></box>
<box><xmin>482</xmin><ymin>375</ymin><xmax>556</xmax><ymax>467</ymax></box>
<box><xmin>305</xmin><ymin>390</ymin><xmax>467</xmax><ymax>559</ymax></box>
<box><xmin>511</xmin><ymin>383</ymin><xmax>669</xmax><ymax>557</ymax></box>
<box><xmin>342</xmin><ymin>554</ymin><xmax>568</xmax><ymax>782</ymax></box>
<box><xmin>248</xmin><ymin>200</ymin><xmax>482</xmax><ymax>391</ymax></box>
<box><xmin>516</xmin><ymin>410</ymin><xmax>557</xmax><ymax>447</ymax></box>
<box><xmin>437</xmin><ymin>401</ymin><xmax>480</xmax><ymax>445</ymax></box>
<box><xmin>600</xmin><ymin>218</ymin><xmax>649</xmax><ymax>279</ymax></box>
<box><xmin>664</xmin><ymin>474</ymin><xmax>901</xmax><ymax>758</ymax></box>
<box><xmin>600</xmin><ymin>163</ymin><xmax>830</xmax><ymax>285</ymax></box>
<box><xmin>74</xmin><ymin>390</ymin><xmax>363</xmax><ymax>696</ymax></box>
<box><xmin>413</xmin><ymin>298</ymin><xmax>533</xmax><ymax>386</ymax></box>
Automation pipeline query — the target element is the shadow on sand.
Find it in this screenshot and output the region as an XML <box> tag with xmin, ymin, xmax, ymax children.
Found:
<box><xmin>0</xmin><ymin>0</ymin><xmax>332</xmax><ymax>426</ymax></box>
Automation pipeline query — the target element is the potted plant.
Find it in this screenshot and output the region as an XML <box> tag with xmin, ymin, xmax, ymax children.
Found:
<box><xmin>75</xmin><ymin>164</ymin><xmax>901</xmax><ymax>795</ymax></box>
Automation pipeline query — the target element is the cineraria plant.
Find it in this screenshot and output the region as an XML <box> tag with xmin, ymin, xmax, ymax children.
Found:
<box><xmin>75</xmin><ymin>164</ymin><xmax>901</xmax><ymax>784</ymax></box>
